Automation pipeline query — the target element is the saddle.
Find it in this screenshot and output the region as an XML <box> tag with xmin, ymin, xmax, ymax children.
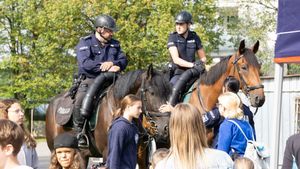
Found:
<box><xmin>55</xmin><ymin>74</ymin><xmax>86</xmax><ymax>126</ymax></box>
<box><xmin>55</xmin><ymin>72</ymin><xmax>118</xmax><ymax>127</ymax></box>
<box><xmin>55</xmin><ymin>95</ymin><xmax>74</xmax><ymax>126</ymax></box>
<box><xmin>54</xmin><ymin>90</ymin><xmax>108</xmax><ymax>128</ymax></box>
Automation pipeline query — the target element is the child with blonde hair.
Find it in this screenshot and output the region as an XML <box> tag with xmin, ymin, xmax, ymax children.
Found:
<box><xmin>156</xmin><ymin>103</ymin><xmax>233</xmax><ymax>169</ymax></box>
<box><xmin>234</xmin><ymin>157</ymin><xmax>254</xmax><ymax>169</ymax></box>
<box><xmin>217</xmin><ymin>92</ymin><xmax>255</xmax><ymax>159</ymax></box>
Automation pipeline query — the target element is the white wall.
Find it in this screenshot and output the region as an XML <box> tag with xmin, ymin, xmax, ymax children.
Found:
<box><xmin>244</xmin><ymin>75</ymin><xmax>300</xmax><ymax>166</ymax></box>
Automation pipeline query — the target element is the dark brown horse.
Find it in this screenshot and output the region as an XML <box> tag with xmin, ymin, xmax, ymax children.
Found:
<box><xmin>45</xmin><ymin>65</ymin><xmax>171</xmax><ymax>169</ymax></box>
<box><xmin>188</xmin><ymin>40</ymin><xmax>265</xmax><ymax>113</ymax></box>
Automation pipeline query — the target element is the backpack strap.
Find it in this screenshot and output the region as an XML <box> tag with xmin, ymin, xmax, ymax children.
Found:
<box><xmin>228</xmin><ymin>120</ymin><xmax>255</xmax><ymax>141</ymax></box>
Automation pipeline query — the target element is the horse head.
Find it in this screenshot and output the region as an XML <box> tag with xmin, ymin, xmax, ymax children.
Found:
<box><xmin>233</xmin><ymin>40</ymin><xmax>265</xmax><ymax>107</ymax></box>
<box><xmin>138</xmin><ymin>64</ymin><xmax>172</xmax><ymax>147</ymax></box>
<box><xmin>191</xmin><ymin>39</ymin><xmax>265</xmax><ymax>113</ymax></box>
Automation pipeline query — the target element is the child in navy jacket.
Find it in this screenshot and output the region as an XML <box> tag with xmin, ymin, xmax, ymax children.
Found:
<box><xmin>106</xmin><ymin>94</ymin><xmax>142</xmax><ymax>169</ymax></box>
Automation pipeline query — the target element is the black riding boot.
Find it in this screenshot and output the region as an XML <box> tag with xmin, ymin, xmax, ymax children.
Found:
<box><xmin>73</xmin><ymin>107</ymin><xmax>88</xmax><ymax>148</ymax></box>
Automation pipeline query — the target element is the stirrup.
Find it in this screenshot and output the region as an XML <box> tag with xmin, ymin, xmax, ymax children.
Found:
<box><xmin>77</xmin><ymin>133</ymin><xmax>89</xmax><ymax>148</ymax></box>
<box><xmin>77</xmin><ymin>120</ymin><xmax>89</xmax><ymax>148</ymax></box>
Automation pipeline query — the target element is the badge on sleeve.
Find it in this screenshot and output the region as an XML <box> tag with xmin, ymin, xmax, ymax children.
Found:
<box><xmin>135</xmin><ymin>133</ymin><xmax>139</xmax><ymax>144</ymax></box>
<box><xmin>79</xmin><ymin>46</ymin><xmax>89</xmax><ymax>51</ymax></box>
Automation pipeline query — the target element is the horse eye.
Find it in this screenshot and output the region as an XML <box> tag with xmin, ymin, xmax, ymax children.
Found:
<box><xmin>241</xmin><ymin>65</ymin><xmax>248</xmax><ymax>70</ymax></box>
<box><xmin>149</xmin><ymin>90</ymin><xmax>155</xmax><ymax>95</ymax></box>
<box><xmin>148</xmin><ymin>88</ymin><xmax>155</xmax><ymax>95</ymax></box>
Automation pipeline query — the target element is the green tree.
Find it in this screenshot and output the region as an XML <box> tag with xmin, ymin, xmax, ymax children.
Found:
<box><xmin>0</xmin><ymin>0</ymin><xmax>222</xmax><ymax>108</ymax></box>
<box><xmin>221</xmin><ymin>0</ymin><xmax>277</xmax><ymax>76</ymax></box>
<box><xmin>224</xmin><ymin>0</ymin><xmax>300</xmax><ymax>76</ymax></box>
<box><xmin>0</xmin><ymin>0</ymin><xmax>84</xmax><ymax>107</ymax></box>
<box><xmin>84</xmin><ymin>0</ymin><xmax>222</xmax><ymax>69</ymax></box>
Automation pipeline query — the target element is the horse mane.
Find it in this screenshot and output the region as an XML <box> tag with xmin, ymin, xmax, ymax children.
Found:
<box><xmin>200</xmin><ymin>56</ymin><xmax>230</xmax><ymax>85</ymax></box>
<box><xmin>148</xmin><ymin>70</ymin><xmax>172</xmax><ymax>100</ymax></box>
<box><xmin>112</xmin><ymin>68</ymin><xmax>171</xmax><ymax>101</ymax></box>
<box><xmin>112</xmin><ymin>70</ymin><xmax>143</xmax><ymax>100</ymax></box>
<box><xmin>201</xmin><ymin>48</ymin><xmax>260</xmax><ymax>85</ymax></box>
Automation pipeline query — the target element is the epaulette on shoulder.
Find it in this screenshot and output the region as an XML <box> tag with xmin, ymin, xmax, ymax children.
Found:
<box><xmin>189</xmin><ymin>31</ymin><xmax>196</xmax><ymax>35</ymax></box>
<box><xmin>109</xmin><ymin>39</ymin><xmax>120</xmax><ymax>47</ymax></box>
<box><xmin>110</xmin><ymin>38</ymin><xmax>120</xmax><ymax>44</ymax></box>
<box><xmin>81</xmin><ymin>35</ymin><xmax>92</xmax><ymax>40</ymax></box>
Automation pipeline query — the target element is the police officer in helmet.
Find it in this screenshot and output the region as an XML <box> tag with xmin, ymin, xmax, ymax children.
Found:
<box><xmin>74</xmin><ymin>14</ymin><xmax>128</xmax><ymax>147</ymax></box>
<box><xmin>167</xmin><ymin>11</ymin><xmax>206</xmax><ymax>85</ymax></box>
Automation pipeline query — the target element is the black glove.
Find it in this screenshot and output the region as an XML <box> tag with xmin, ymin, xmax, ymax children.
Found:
<box><xmin>193</xmin><ymin>60</ymin><xmax>205</xmax><ymax>73</ymax></box>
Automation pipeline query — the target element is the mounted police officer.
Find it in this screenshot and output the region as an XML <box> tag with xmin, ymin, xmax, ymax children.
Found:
<box><xmin>74</xmin><ymin>14</ymin><xmax>128</xmax><ymax>147</ymax></box>
<box><xmin>166</xmin><ymin>11</ymin><xmax>206</xmax><ymax>105</ymax></box>
<box><xmin>168</xmin><ymin>11</ymin><xmax>206</xmax><ymax>85</ymax></box>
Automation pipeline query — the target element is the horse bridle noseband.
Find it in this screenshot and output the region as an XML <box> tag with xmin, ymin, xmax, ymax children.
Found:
<box><xmin>232</xmin><ymin>54</ymin><xmax>264</xmax><ymax>95</ymax></box>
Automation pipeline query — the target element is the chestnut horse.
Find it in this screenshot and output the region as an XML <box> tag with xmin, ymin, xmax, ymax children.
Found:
<box><xmin>45</xmin><ymin>65</ymin><xmax>171</xmax><ymax>169</ymax></box>
<box><xmin>188</xmin><ymin>40</ymin><xmax>265</xmax><ymax>113</ymax></box>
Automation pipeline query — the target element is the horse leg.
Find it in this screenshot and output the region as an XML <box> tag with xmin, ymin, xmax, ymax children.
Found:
<box><xmin>137</xmin><ymin>140</ymin><xmax>148</xmax><ymax>169</ymax></box>
<box><xmin>45</xmin><ymin>103</ymin><xmax>58</xmax><ymax>151</ymax></box>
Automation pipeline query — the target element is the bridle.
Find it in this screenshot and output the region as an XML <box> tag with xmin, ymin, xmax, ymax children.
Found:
<box><xmin>232</xmin><ymin>54</ymin><xmax>264</xmax><ymax>115</ymax></box>
<box><xmin>232</xmin><ymin>54</ymin><xmax>264</xmax><ymax>96</ymax></box>
<box><xmin>140</xmin><ymin>78</ymin><xmax>170</xmax><ymax>136</ymax></box>
<box><xmin>196</xmin><ymin>54</ymin><xmax>265</xmax><ymax>115</ymax></box>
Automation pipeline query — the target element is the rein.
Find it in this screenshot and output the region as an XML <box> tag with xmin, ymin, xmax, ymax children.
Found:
<box><xmin>196</xmin><ymin>79</ymin><xmax>209</xmax><ymax>112</ymax></box>
<box><xmin>140</xmin><ymin>78</ymin><xmax>165</xmax><ymax>141</ymax></box>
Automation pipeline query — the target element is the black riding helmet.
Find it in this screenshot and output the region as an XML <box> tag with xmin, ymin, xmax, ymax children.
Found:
<box><xmin>94</xmin><ymin>14</ymin><xmax>117</xmax><ymax>32</ymax></box>
<box><xmin>175</xmin><ymin>11</ymin><xmax>193</xmax><ymax>24</ymax></box>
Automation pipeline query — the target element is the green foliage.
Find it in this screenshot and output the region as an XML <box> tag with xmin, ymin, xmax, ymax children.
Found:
<box><xmin>222</xmin><ymin>0</ymin><xmax>277</xmax><ymax>76</ymax></box>
<box><xmin>0</xmin><ymin>0</ymin><xmax>222</xmax><ymax>108</ymax></box>
<box><xmin>288</xmin><ymin>64</ymin><xmax>300</xmax><ymax>75</ymax></box>
<box><xmin>223</xmin><ymin>0</ymin><xmax>300</xmax><ymax>76</ymax></box>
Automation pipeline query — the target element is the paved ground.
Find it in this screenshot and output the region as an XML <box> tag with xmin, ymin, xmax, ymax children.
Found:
<box><xmin>36</xmin><ymin>141</ymin><xmax>51</xmax><ymax>169</ymax></box>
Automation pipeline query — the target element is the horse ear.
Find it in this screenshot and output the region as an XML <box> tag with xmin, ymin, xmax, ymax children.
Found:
<box><xmin>252</xmin><ymin>40</ymin><xmax>259</xmax><ymax>54</ymax></box>
<box><xmin>146</xmin><ymin>64</ymin><xmax>154</xmax><ymax>80</ymax></box>
<box><xmin>239</xmin><ymin>39</ymin><xmax>246</xmax><ymax>54</ymax></box>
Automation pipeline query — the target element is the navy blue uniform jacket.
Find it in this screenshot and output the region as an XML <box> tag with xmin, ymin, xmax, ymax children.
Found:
<box><xmin>76</xmin><ymin>33</ymin><xmax>128</xmax><ymax>78</ymax></box>
<box><xmin>167</xmin><ymin>31</ymin><xmax>203</xmax><ymax>63</ymax></box>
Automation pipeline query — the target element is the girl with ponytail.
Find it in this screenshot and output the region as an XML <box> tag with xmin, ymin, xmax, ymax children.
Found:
<box><xmin>106</xmin><ymin>94</ymin><xmax>142</xmax><ymax>169</ymax></box>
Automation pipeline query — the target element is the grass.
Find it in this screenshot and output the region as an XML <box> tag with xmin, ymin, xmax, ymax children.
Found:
<box><xmin>35</xmin><ymin>137</ymin><xmax>47</xmax><ymax>143</ymax></box>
